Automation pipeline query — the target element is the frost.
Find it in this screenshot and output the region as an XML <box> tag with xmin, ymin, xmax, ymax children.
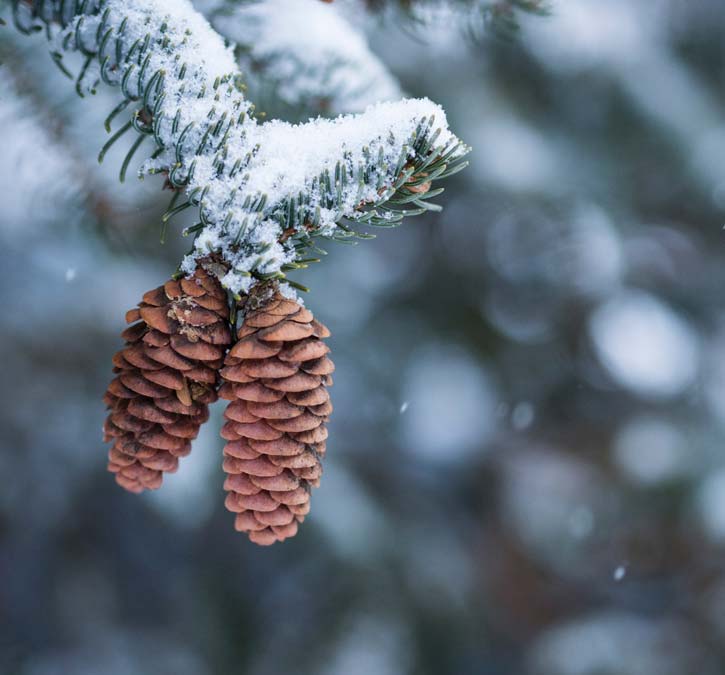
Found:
<box><xmin>220</xmin><ymin>269</ymin><xmax>253</xmax><ymax>296</ymax></box>
<box><xmin>45</xmin><ymin>0</ymin><xmax>465</xmax><ymax>296</ymax></box>
<box><xmin>211</xmin><ymin>0</ymin><xmax>400</xmax><ymax>114</ymax></box>
<box><xmin>176</xmin><ymin>96</ymin><xmax>459</xmax><ymax>295</ymax></box>
<box><xmin>277</xmin><ymin>282</ymin><xmax>301</xmax><ymax>303</ymax></box>
<box><xmin>253</xmin><ymin>99</ymin><xmax>456</xmax><ymax>199</ymax></box>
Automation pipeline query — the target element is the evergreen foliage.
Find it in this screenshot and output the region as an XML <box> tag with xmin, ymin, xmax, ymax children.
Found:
<box><xmin>9</xmin><ymin>0</ymin><xmax>470</xmax><ymax>296</ymax></box>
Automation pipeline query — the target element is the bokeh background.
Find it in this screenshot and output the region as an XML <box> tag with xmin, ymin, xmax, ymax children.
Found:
<box><xmin>4</xmin><ymin>0</ymin><xmax>725</xmax><ymax>673</ymax></box>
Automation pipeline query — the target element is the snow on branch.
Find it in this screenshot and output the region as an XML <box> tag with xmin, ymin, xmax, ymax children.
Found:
<box><xmin>367</xmin><ymin>0</ymin><xmax>550</xmax><ymax>38</ymax></box>
<box><xmin>208</xmin><ymin>0</ymin><xmax>401</xmax><ymax>116</ymax></box>
<box><xmin>10</xmin><ymin>0</ymin><xmax>469</xmax><ymax>296</ymax></box>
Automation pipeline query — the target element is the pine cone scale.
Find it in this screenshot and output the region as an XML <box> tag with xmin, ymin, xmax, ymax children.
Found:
<box><xmin>221</xmin><ymin>291</ymin><xmax>333</xmax><ymax>545</ymax></box>
<box><xmin>103</xmin><ymin>266</ymin><xmax>231</xmax><ymax>493</ymax></box>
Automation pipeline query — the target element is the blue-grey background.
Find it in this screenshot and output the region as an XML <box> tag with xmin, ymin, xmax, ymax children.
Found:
<box><xmin>3</xmin><ymin>1</ymin><xmax>725</xmax><ymax>673</ymax></box>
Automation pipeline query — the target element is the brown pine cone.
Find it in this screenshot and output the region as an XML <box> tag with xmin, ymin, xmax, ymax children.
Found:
<box><xmin>103</xmin><ymin>266</ymin><xmax>231</xmax><ymax>493</ymax></box>
<box><xmin>219</xmin><ymin>291</ymin><xmax>334</xmax><ymax>545</ymax></box>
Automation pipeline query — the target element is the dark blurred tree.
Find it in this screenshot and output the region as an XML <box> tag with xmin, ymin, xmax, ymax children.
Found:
<box><xmin>6</xmin><ymin>2</ymin><xmax>725</xmax><ymax>675</ymax></box>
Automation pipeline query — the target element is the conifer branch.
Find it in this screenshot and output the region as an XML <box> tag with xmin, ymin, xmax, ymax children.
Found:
<box><xmin>364</xmin><ymin>0</ymin><xmax>551</xmax><ymax>37</ymax></box>
<box><xmin>9</xmin><ymin>0</ymin><xmax>469</xmax><ymax>296</ymax></box>
<box><xmin>208</xmin><ymin>0</ymin><xmax>401</xmax><ymax>118</ymax></box>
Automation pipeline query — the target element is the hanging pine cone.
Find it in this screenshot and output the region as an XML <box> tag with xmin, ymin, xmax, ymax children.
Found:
<box><xmin>103</xmin><ymin>265</ymin><xmax>231</xmax><ymax>493</ymax></box>
<box><xmin>219</xmin><ymin>291</ymin><xmax>334</xmax><ymax>545</ymax></box>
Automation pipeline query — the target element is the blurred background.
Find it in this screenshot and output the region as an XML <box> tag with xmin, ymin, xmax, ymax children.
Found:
<box><xmin>3</xmin><ymin>0</ymin><xmax>725</xmax><ymax>673</ymax></box>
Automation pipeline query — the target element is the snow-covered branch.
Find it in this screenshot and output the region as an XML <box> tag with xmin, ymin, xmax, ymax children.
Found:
<box><xmin>10</xmin><ymin>0</ymin><xmax>469</xmax><ymax>296</ymax></box>
<box><xmin>208</xmin><ymin>0</ymin><xmax>400</xmax><ymax>116</ymax></box>
<box><xmin>365</xmin><ymin>0</ymin><xmax>550</xmax><ymax>37</ymax></box>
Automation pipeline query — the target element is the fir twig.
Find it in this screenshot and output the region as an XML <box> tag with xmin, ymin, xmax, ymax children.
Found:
<box><xmin>11</xmin><ymin>0</ymin><xmax>469</xmax><ymax>296</ymax></box>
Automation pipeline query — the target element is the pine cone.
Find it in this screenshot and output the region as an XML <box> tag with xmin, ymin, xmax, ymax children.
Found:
<box><xmin>219</xmin><ymin>292</ymin><xmax>334</xmax><ymax>545</ymax></box>
<box><xmin>103</xmin><ymin>266</ymin><xmax>231</xmax><ymax>493</ymax></box>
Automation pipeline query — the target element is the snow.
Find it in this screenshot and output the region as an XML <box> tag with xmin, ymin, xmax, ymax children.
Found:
<box><xmin>244</xmin><ymin>98</ymin><xmax>456</xmax><ymax>213</ymax></box>
<box><xmin>176</xmin><ymin>97</ymin><xmax>459</xmax><ymax>295</ymax></box>
<box><xmin>277</xmin><ymin>282</ymin><xmax>300</xmax><ymax>302</ymax></box>
<box><xmin>213</xmin><ymin>0</ymin><xmax>400</xmax><ymax>113</ymax></box>
<box><xmin>48</xmin><ymin>0</ymin><xmax>464</xmax><ymax>296</ymax></box>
